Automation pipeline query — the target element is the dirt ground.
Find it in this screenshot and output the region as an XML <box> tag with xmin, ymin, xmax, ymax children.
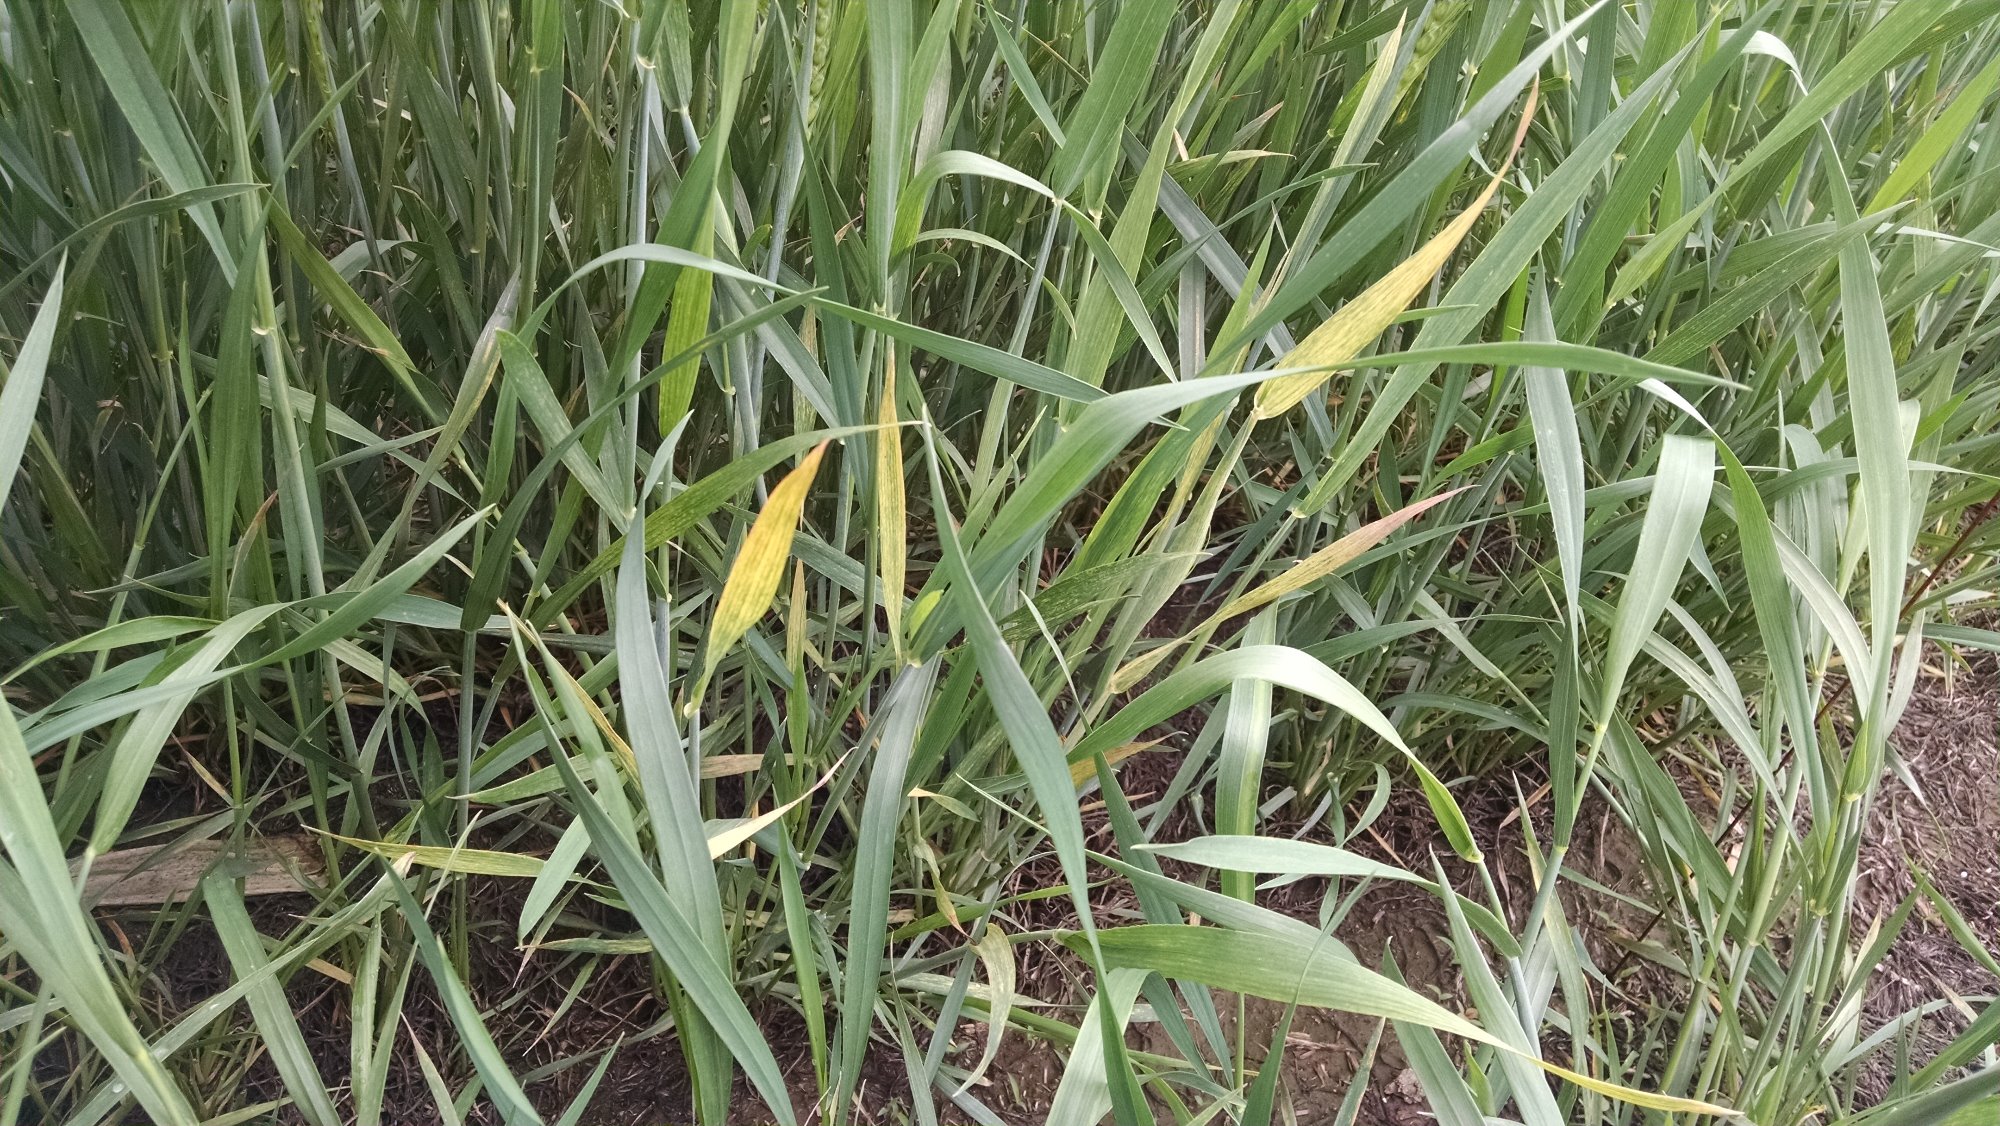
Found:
<box><xmin>80</xmin><ymin>642</ymin><xmax>1998</xmax><ymax>1124</ymax></box>
<box><xmin>1852</xmin><ymin>643</ymin><xmax>2000</xmax><ymax>1100</ymax></box>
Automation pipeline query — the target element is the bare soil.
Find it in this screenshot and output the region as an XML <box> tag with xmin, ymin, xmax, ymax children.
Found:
<box><xmin>1852</xmin><ymin>643</ymin><xmax>2000</xmax><ymax>1100</ymax></box>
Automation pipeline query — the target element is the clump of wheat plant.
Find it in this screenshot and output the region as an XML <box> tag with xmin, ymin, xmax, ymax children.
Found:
<box><xmin>3</xmin><ymin>2</ymin><xmax>1998</xmax><ymax>1124</ymax></box>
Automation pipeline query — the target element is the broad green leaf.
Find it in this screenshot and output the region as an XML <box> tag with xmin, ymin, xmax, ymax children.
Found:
<box><xmin>1141</xmin><ymin>835</ymin><xmax>1517</xmax><ymax>952</ymax></box>
<box><xmin>511</xmin><ymin>622</ymin><xmax>798</xmax><ymax>1126</ymax></box>
<box><xmin>1</xmin><ymin>614</ymin><xmax>213</xmax><ymax>684</ymax></box>
<box><xmin>269</xmin><ymin>209</ymin><xmax>439</xmax><ymax>421</ymax></box>
<box><xmin>835</xmin><ymin>660</ymin><xmax>938</xmax><ymax>1115</ymax></box>
<box><xmin>1074</xmin><ymin>925</ymin><xmax>1735</xmax><ymax>1115</ymax></box>
<box><xmin>0</xmin><ymin>711</ymin><xmax>199</xmax><ymax>1125</ymax></box>
<box><xmin>615</xmin><ymin>442</ymin><xmax>728</xmax><ymax>959</ymax></box>
<box><xmin>62</xmin><ymin>0</ymin><xmax>229</xmax><ymax>268</ymax></box>
<box><xmin>493</xmin><ymin>331</ymin><xmax>625</xmax><ymax>519</ymax></box>
<box><xmin>1523</xmin><ymin>280</ymin><xmax>1585</xmax><ymax>626</ymax></box>
<box><xmin>1047</xmin><ymin>0</ymin><xmax>1177</xmax><ymax>201</ymax></box>
<box><xmin>1837</xmin><ymin>195</ymin><xmax>1916</xmax><ymax>744</ymax></box>
<box><xmin>1596</xmin><ymin>435</ymin><xmax>1715</xmax><ymax>725</ymax></box>
<box><xmin>201</xmin><ymin>871</ymin><xmax>341</xmax><ymax>1126</ymax></box>
<box><xmin>1042</xmin><ymin>969</ymin><xmax>1149</xmax><ymax>1126</ymax></box>
<box><xmin>1144</xmin><ymin>835</ymin><xmax>1430</xmax><ymax>888</ymax></box>
<box><xmin>0</xmin><ymin>187</ymin><xmax>254</xmax><ymax>304</ymax></box>
<box><xmin>1216</xmin><ymin>612</ymin><xmax>1276</xmax><ymax>902</ymax></box>
<box><xmin>1867</xmin><ymin>52</ymin><xmax>2000</xmax><ymax>212</ymax></box>
<box><xmin>0</xmin><ymin>261</ymin><xmax>63</xmax><ymax>520</ymax></box>
<box><xmin>1076</xmin><ymin>645</ymin><xmax>1479</xmax><ymax>862</ymax></box>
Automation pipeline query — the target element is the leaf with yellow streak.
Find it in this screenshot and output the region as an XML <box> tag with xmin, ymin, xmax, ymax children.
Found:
<box><xmin>877</xmin><ymin>359</ymin><xmax>907</xmax><ymax>652</ymax></box>
<box><xmin>1112</xmin><ymin>490</ymin><xmax>1465</xmax><ymax>692</ymax></box>
<box><xmin>1252</xmin><ymin>88</ymin><xmax>1536</xmax><ymax>420</ymax></box>
<box><xmin>692</xmin><ymin>442</ymin><xmax>830</xmax><ymax>710</ymax></box>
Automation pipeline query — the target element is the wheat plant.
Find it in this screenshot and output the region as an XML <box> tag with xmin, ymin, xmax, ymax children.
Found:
<box><xmin>3</xmin><ymin>1</ymin><xmax>1999</xmax><ymax>1123</ymax></box>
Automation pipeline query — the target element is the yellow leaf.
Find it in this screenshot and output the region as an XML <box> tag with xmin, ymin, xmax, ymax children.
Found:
<box><xmin>702</xmin><ymin>754</ymin><xmax>767</xmax><ymax>779</ymax></box>
<box><xmin>952</xmin><ymin>921</ymin><xmax>1017</xmax><ymax>1094</ymax></box>
<box><xmin>1210</xmin><ymin>488</ymin><xmax>1467</xmax><ymax>622</ymax></box>
<box><xmin>1252</xmin><ymin>190</ymin><xmax>1500</xmax><ymax>418</ymax></box>
<box><xmin>305</xmin><ymin>957</ymin><xmax>352</xmax><ymax>985</ymax></box>
<box><xmin>321</xmin><ymin>832</ymin><xmax>544</xmax><ymax>878</ymax></box>
<box><xmin>695</xmin><ymin>441</ymin><xmax>829</xmax><ymax>708</ymax></box>
<box><xmin>916</xmin><ymin>837</ymin><xmax>962</xmax><ymax>931</ymax></box>
<box><xmin>1252</xmin><ymin>90</ymin><xmax>1536</xmax><ymax>420</ymax></box>
<box><xmin>877</xmin><ymin>358</ymin><xmax>907</xmax><ymax>652</ymax></box>
<box><xmin>786</xmin><ymin>559</ymin><xmax>808</xmax><ymax>669</ymax></box>
<box><xmin>706</xmin><ymin>795</ymin><xmax>802</xmax><ymax>860</ymax></box>
<box><xmin>1068</xmin><ymin>739</ymin><xmax>1165</xmax><ymax>786</ymax></box>
<box><xmin>705</xmin><ymin>751</ymin><xmax>848</xmax><ymax>858</ymax></box>
<box><xmin>1111</xmin><ymin>490</ymin><xmax>1465</xmax><ymax>692</ymax></box>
